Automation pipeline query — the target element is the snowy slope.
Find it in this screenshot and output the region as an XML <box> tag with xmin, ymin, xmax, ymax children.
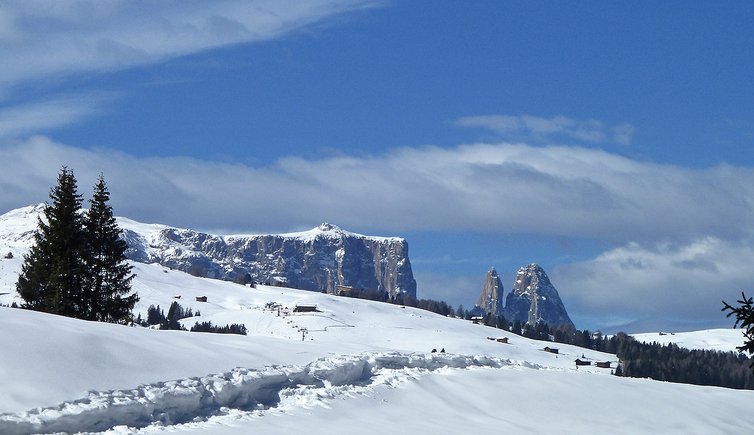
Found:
<box><xmin>0</xmin><ymin>264</ymin><xmax>752</xmax><ymax>433</ymax></box>
<box><xmin>632</xmin><ymin>329</ymin><xmax>745</xmax><ymax>353</ymax></box>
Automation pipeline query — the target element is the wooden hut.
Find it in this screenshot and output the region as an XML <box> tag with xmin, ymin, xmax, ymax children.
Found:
<box><xmin>293</xmin><ymin>304</ymin><xmax>319</xmax><ymax>313</ymax></box>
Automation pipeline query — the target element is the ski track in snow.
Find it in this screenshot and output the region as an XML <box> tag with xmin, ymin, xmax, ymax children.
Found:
<box><xmin>0</xmin><ymin>352</ymin><xmax>537</xmax><ymax>435</ymax></box>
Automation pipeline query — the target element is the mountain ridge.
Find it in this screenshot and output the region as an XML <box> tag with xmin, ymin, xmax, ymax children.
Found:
<box><xmin>0</xmin><ymin>205</ymin><xmax>417</xmax><ymax>298</ymax></box>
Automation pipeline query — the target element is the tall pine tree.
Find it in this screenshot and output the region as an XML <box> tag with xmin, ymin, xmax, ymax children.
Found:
<box><xmin>84</xmin><ymin>174</ymin><xmax>138</xmax><ymax>323</ymax></box>
<box><xmin>17</xmin><ymin>167</ymin><xmax>88</xmax><ymax>317</ymax></box>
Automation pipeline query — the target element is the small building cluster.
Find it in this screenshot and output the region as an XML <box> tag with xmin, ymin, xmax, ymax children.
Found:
<box><xmin>574</xmin><ymin>359</ymin><xmax>612</xmax><ymax>368</ymax></box>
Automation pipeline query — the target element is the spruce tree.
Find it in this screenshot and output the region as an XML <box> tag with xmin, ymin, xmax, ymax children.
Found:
<box><xmin>84</xmin><ymin>174</ymin><xmax>137</xmax><ymax>323</ymax></box>
<box><xmin>17</xmin><ymin>167</ymin><xmax>87</xmax><ymax>317</ymax></box>
<box><xmin>722</xmin><ymin>292</ymin><xmax>754</xmax><ymax>370</ymax></box>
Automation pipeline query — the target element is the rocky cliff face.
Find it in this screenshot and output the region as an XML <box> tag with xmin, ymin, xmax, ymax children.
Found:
<box><xmin>504</xmin><ymin>264</ymin><xmax>574</xmax><ymax>328</ymax></box>
<box><xmin>0</xmin><ymin>206</ymin><xmax>417</xmax><ymax>299</ymax></box>
<box><xmin>121</xmin><ymin>221</ymin><xmax>417</xmax><ymax>298</ymax></box>
<box><xmin>475</xmin><ymin>267</ymin><xmax>504</xmax><ymax>316</ymax></box>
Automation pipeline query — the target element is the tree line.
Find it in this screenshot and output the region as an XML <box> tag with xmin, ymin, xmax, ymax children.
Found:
<box><xmin>338</xmin><ymin>287</ymin><xmax>754</xmax><ymax>390</ymax></box>
<box><xmin>135</xmin><ymin>301</ymin><xmax>247</xmax><ymax>335</ymax></box>
<box><xmin>517</xmin><ymin>320</ymin><xmax>754</xmax><ymax>390</ymax></box>
<box><xmin>16</xmin><ymin>167</ymin><xmax>137</xmax><ymax>323</ymax></box>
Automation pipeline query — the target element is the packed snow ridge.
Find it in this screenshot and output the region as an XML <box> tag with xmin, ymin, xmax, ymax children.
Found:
<box><xmin>0</xmin><ymin>352</ymin><xmax>525</xmax><ymax>435</ymax></box>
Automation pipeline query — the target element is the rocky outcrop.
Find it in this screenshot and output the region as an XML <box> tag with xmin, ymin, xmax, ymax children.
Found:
<box><xmin>121</xmin><ymin>222</ymin><xmax>417</xmax><ymax>298</ymax></box>
<box><xmin>474</xmin><ymin>267</ymin><xmax>504</xmax><ymax>316</ymax></box>
<box><xmin>504</xmin><ymin>264</ymin><xmax>574</xmax><ymax>328</ymax></box>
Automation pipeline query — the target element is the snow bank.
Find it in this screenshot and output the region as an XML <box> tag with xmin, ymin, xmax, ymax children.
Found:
<box><xmin>0</xmin><ymin>352</ymin><xmax>517</xmax><ymax>435</ymax></box>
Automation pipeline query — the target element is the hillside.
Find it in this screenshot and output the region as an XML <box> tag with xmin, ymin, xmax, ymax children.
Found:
<box><xmin>0</xmin><ymin>263</ymin><xmax>753</xmax><ymax>433</ymax></box>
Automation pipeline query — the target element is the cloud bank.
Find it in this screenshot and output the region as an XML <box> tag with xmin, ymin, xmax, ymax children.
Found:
<box><xmin>553</xmin><ymin>237</ymin><xmax>754</xmax><ymax>330</ymax></box>
<box><xmin>2</xmin><ymin>137</ymin><xmax>754</xmax><ymax>241</ymax></box>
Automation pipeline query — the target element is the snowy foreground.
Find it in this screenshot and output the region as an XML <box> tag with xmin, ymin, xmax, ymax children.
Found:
<box><xmin>1</xmin><ymin>262</ymin><xmax>753</xmax><ymax>433</ymax></box>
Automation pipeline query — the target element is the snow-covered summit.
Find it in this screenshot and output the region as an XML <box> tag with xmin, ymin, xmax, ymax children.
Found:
<box><xmin>273</xmin><ymin>222</ymin><xmax>402</xmax><ymax>244</ymax></box>
<box><xmin>0</xmin><ymin>204</ymin><xmax>45</xmax><ymax>249</ymax></box>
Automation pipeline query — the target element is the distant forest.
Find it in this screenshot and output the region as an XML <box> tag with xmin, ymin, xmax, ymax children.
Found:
<box><xmin>338</xmin><ymin>287</ymin><xmax>754</xmax><ymax>390</ymax></box>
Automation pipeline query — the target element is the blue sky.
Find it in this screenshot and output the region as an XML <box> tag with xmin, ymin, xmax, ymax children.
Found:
<box><xmin>1</xmin><ymin>1</ymin><xmax>754</xmax><ymax>332</ymax></box>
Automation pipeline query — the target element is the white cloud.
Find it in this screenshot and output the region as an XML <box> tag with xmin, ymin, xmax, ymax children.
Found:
<box><xmin>2</xmin><ymin>138</ymin><xmax>754</xmax><ymax>243</ymax></box>
<box><xmin>553</xmin><ymin>237</ymin><xmax>754</xmax><ymax>329</ymax></box>
<box><xmin>456</xmin><ymin>114</ymin><xmax>635</xmax><ymax>145</ymax></box>
<box><xmin>0</xmin><ymin>0</ymin><xmax>376</xmax><ymax>89</ymax></box>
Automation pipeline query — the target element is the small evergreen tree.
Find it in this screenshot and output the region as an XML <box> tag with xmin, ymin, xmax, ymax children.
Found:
<box><xmin>84</xmin><ymin>175</ymin><xmax>137</xmax><ymax>323</ymax></box>
<box><xmin>722</xmin><ymin>292</ymin><xmax>754</xmax><ymax>370</ymax></box>
<box><xmin>146</xmin><ymin>304</ymin><xmax>165</xmax><ymax>325</ymax></box>
<box><xmin>17</xmin><ymin>167</ymin><xmax>88</xmax><ymax>317</ymax></box>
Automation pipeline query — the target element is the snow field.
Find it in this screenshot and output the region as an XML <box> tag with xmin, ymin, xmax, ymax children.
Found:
<box><xmin>632</xmin><ymin>329</ymin><xmax>745</xmax><ymax>353</ymax></box>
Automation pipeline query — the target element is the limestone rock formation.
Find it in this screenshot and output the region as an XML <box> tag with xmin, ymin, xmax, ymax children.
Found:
<box><xmin>474</xmin><ymin>267</ymin><xmax>505</xmax><ymax>316</ymax></box>
<box><xmin>121</xmin><ymin>221</ymin><xmax>417</xmax><ymax>298</ymax></box>
<box><xmin>504</xmin><ymin>263</ymin><xmax>574</xmax><ymax>328</ymax></box>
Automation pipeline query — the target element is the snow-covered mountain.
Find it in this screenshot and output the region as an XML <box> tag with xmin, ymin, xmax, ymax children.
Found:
<box><xmin>1</xmin><ymin>205</ymin><xmax>753</xmax><ymax>433</ymax></box>
<box><xmin>0</xmin><ymin>205</ymin><xmax>417</xmax><ymax>298</ymax></box>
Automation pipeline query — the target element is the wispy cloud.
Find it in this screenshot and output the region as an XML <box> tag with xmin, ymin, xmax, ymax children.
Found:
<box><xmin>456</xmin><ymin>114</ymin><xmax>635</xmax><ymax>145</ymax></box>
<box><xmin>0</xmin><ymin>0</ymin><xmax>377</xmax><ymax>88</ymax></box>
<box><xmin>0</xmin><ymin>0</ymin><xmax>377</xmax><ymax>135</ymax></box>
<box><xmin>0</xmin><ymin>93</ymin><xmax>114</xmax><ymax>138</ymax></box>
<box><xmin>553</xmin><ymin>237</ymin><xmax>754</xmax><ymax>330</ymax></box>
